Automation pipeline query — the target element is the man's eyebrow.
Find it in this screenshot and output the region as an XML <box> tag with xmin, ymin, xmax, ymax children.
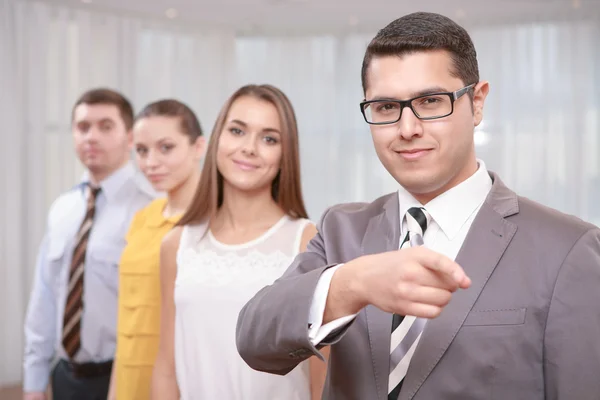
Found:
<box><xmin>368</xmin><ymin>86</ymin><xmax>450</xmax><ymax>101</ymax></box>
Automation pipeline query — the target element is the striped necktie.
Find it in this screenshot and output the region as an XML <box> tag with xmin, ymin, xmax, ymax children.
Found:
<box><xmin>388</xmin><ymin>207</ymin><xmax>431</xmax><ymax>399</ymax></box>
<box><xmin>62</xmin><ymin>184</ymin><xmax>101</xmax><ymax>359</ymax></box>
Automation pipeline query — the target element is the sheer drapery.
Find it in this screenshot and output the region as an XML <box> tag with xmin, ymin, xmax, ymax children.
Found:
<box><xmin>0</xmin><ymin>0</ymin><xmax>235</xmax><ymax>385</ymax></box>
<box><xmin>1</xmin><ymin>0</ymin><xmax>599</xmax><ymax>385</ymax></box>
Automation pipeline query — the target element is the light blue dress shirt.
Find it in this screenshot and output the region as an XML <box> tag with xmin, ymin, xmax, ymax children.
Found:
<box><xmin>23</xmin><ymin>162</ymin><xmax>155</xmax><ymax>392</ymax></box>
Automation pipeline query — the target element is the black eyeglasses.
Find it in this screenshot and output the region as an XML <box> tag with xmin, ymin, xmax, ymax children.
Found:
<box><xmin>359</xmin><ymin>83</ymin><xmax>476</xmax><ymax>125</ymax></box>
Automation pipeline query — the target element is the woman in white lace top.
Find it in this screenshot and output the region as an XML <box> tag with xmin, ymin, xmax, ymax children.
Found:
<box><xmin>151</xmin><ymin>84</ymin><xmax>329</xmax><ymax>400</ymax></box>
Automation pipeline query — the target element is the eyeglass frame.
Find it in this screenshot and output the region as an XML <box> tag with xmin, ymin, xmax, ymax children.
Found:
<box><xmin>359</xmin><ymin>83</ymin><xmax>477</xmax><ymax>125</ymax></box>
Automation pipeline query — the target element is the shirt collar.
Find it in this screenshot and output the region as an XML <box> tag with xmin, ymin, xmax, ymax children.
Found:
<box><xmin>146</xmin><ymin>198</ymin><xmax>182</xmax><ymax>228</ymax></box>
<box><xmin>80</xmin><ymin>162</ymin><xmax>136</xmax><ymax>202</ymax></box>
<box><xmin>397</xmin><ymin>159</ymin><xmax>493</xmax><ymax>240</ymax></box>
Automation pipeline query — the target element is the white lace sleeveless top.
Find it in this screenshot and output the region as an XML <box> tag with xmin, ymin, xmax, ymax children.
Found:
<box><xmin>173</xmin><ymin>215</ymin><xmax>312</xmax><ymax>400</ymax></box>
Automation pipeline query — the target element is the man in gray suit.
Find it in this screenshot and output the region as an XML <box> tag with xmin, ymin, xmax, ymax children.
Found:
<box><xmin>236</xmin><ymin>12</ymin><xmax>600</xmax><ymax>400</ymax></box>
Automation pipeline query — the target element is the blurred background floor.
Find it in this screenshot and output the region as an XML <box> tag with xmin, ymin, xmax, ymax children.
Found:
<box><xmin>0</xmin><ymin>385</ymin><xmax>21</xmax><ymax>400</ymax></box>
<box><xmin>0</xmin><ymin>385</ymin><xmax>52</xmax><ymax>400</ymax></box>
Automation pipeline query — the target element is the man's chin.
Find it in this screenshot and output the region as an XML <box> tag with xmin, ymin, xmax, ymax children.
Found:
<box><xmin>396</xmin><ymin>173</ymin><xmax>443</xmax><ymax>196</ymax></box>
<box><xmin>83</xmin><ymin>163</ymin><xmax>113</xmax><ymax>180</ymax></box>
<box><xmin>84</xmin><ymin>162</ymin><xmax>105</xmax><ymax>171</ymax></box>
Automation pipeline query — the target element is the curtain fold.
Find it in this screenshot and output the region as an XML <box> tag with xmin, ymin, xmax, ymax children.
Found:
<box><xmin>0</xmin><ymin>0</ymin><xmax>236</xmax><ymax>385</ymax></box>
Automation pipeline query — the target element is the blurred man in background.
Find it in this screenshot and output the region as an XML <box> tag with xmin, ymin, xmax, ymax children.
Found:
<box><xmin>23</xmin><ymin>88</ymin><xmax>154</xmax><ymax>400</ymax></box>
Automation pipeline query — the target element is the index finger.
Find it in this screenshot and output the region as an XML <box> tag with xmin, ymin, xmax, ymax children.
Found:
<box><xmin>413</xmin><ymin>247</ymin><xmax>471</xmax><ymax>288</ymax></box>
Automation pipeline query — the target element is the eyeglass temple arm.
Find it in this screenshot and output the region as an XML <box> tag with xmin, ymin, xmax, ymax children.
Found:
<box><xmin>453</xmin><ymin>83</ymin><xmax>476</xmax><ymax>100</ymax></box>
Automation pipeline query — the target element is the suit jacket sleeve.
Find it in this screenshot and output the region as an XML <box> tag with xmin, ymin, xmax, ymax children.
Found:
<box><xmin>236</xmin><ymin>207</ymin><xmax>339</xmax><ymax>375</ymax></box>
<box><xmin>544</xmin><ymin>227</ymin><xmax>600</xmax><ymax>399</ymax></box>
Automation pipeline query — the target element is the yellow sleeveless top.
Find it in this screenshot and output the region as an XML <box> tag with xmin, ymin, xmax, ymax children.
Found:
<box><xmin>115</xmin><ymin>198</ymin><xmax>180</xmax><ymax>400</ymax></box>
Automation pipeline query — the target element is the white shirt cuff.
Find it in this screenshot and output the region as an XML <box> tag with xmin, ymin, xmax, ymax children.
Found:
<box><xmin>308</xmin><ymin>264</ymin><xmax>358</xmax><ymax>345</ymax></box>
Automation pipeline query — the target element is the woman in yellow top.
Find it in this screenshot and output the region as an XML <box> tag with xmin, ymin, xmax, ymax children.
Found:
<box><xmin>107</xmin><ymin>99</ymin><xmax>206</xmax><ymax>399</ymax></box>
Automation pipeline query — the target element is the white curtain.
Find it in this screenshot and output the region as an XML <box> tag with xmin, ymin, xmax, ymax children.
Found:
<box><xmin>0</xmin><ymin>0</ymin><xmax>236</xmax><ymax>386</ymax></box>
<box><xmin>471</xmin><ymin>23</ymin><xmax>600</xmax><ymax>224</ymax></box>
<box><xmin>1</xmin><ymin>0</ymin><xmax>52</xmax><ymax>385</ymax></box>
<box><xmin>1</xmin><ymin>0</ymin><xmax>599</xmax><ymax>386</ymax></box>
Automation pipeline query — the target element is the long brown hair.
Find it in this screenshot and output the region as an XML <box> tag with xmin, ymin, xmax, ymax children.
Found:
<box><xmin>177</xmin><ymin>84</ymin><xmax>308</xmax><ymax>226</ymax></box>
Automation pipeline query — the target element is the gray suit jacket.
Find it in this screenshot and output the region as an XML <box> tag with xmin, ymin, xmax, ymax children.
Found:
<box><xmin>236</xmin><ymin>173</ymin><xmax>600</xmax><ymax>400</ymax></box>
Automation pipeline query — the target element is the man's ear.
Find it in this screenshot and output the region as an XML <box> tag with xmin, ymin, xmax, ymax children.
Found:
<box><xmin>472</xmin><ymin>81</ymin><xmax>489</xmax><ymax>127</ymax></box>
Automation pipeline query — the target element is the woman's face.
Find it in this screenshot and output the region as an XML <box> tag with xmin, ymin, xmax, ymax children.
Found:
<box><xmin>134</xmin><ymin>116</ymin><xmax>204</xmax><ymax>193</ymax></box>
<box><xmin>216</xmin><ymin>96</ymin><xmax>283</xmax><ymax>195</ymax></box>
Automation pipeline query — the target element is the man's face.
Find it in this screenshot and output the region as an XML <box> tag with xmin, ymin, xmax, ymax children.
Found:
<box><xmin>72</xmin><ymin>103</ymin><xmax>132</xmax><ymax>181</ymax></box>
<box><xmin>364</xmin><ymin>50</ymin><xmax>488</xmax><ymax>202</ymax></box>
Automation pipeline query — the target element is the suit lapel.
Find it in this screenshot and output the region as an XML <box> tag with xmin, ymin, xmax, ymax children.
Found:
<box><xmin>361</xmin><ymin>193</ymin><xmax>401</xmax><ymax>400</ymax></box>
<box><xmin>400</xmin><ymin>173</ymin><xmax>519</xmax><ymax>400</ymax></box>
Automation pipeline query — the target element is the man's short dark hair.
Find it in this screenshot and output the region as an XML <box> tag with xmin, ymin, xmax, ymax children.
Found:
<box><xmin>72</xmin><ymin>88</ymin><xmax>134</xmax><ymax>130</ymax></box>
<box><xmin>361</xmin><ymin>12</ymin><xmax>479</xmax><ymax>94</ymax></box>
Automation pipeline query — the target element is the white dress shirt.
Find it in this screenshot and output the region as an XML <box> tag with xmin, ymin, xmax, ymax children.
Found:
<box><xmin>308</xmin><ymin>160</ymin><xmax>493</xmax><ymax>345</ymax></box>
<box><xmin>23</xmin><ymin>162</ymin><xmax>155</xmax><ymax>392</ymax></box>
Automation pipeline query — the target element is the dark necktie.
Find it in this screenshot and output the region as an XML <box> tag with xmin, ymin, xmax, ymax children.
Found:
<box><xmin>62</xmin><ymin>184</ymin><xmax>101</xmax><ymax>359</ymax></box>
<box><xmin>388</xmin><ymin>206</ymin><xmax>431</xmax><ymax>399</ymax></box>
